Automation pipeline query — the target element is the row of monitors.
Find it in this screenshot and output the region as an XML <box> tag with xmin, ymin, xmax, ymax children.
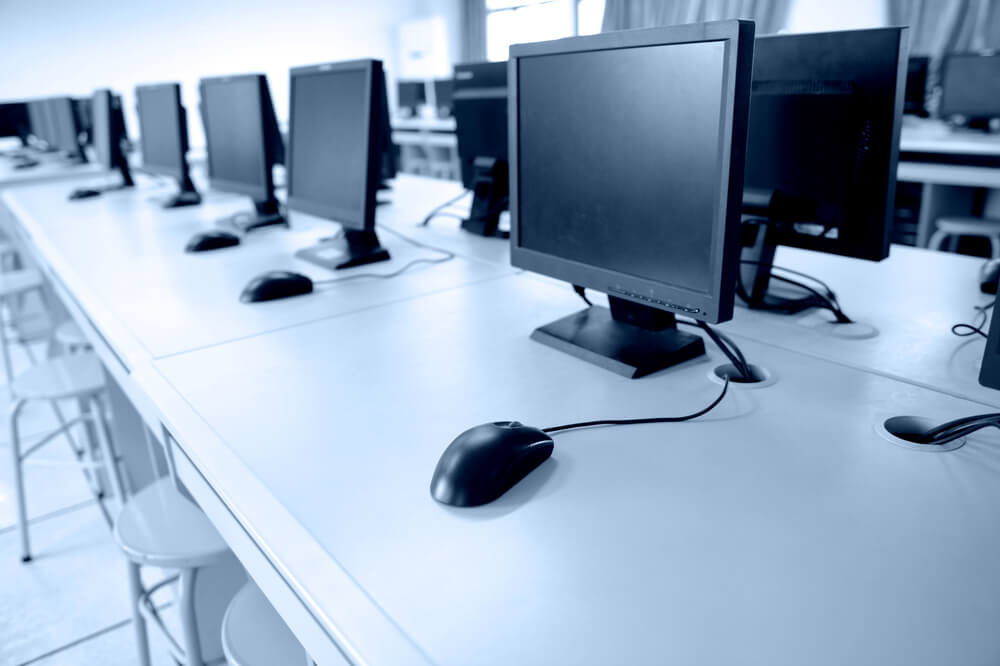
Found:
<box><xmin>0</xmin><ymin>96</ymin><xmax>92</xmax><ymax>157</ymax></box>
<box><xmin>397</xmin><ymin>79</ymin><xmax>453</xmax><ymax>115</ymax></box>
<box><xmin>905</xmin><ymin>52</ymin><xmax>1000</xmax><ymax>120</ymax></box>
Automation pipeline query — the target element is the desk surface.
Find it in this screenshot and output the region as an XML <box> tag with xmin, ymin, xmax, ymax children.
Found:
<box><xmin>900</xmin><ymin>120</ymin><xmax>1000</xmax><ymax>157</ymax></box>
<box><xmin>0</xmin><ymin>154</ymin><xmax>102</xmax><ymax>188</ymax></box>
<box><xmin>151</xmin><ymin>271</ymin><xmax>1000</xmax><ymax>666</ymax></box>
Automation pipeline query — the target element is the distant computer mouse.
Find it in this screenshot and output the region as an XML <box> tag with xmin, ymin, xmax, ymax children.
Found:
<box><xmin>981</xmin><ymin>258</ymin><xmax>1000</xmax><ymax>294</ymax></box>
<box><xmin>13</xmin><ymin>160</ymin><xmax>38</xmax><ymax>170</ymax></box>
<box><xmin>240</xmin><ymin>270</ymin><xmax>314</xmax><ymax>303</ymax></box>
<box><xmin>68</xmin><ymin>188</ymin><xmax>101</xmax><ymax>201</ymax></box>
<box><xmin>431</xmin><ymin>421</ymin><xmax>554</xmax><ymax>506</ymax></box>
<box><xmin>185</xmin><ymin>230</ymin><xmax>241</xmax><ymax>253</ymax></box>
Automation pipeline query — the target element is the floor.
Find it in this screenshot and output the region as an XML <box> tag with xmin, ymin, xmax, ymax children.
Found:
<box><xmin>0</xmin><ymin>341</ymin><xmax>174</xmax><ymax>666</ymax></box>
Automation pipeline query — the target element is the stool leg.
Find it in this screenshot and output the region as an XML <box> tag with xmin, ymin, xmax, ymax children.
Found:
<box><xmin>89</xmin><ymin>395</ymin><xmax>127</xmax><ymax>503</ymax></box>
<box><xmin>127</xmin><ymin>560</ymin><xmax>152</xmax><ymax>666</ymax></box>
<box><xmin>9</xmin><ymin>398</ymin><xmax>30</xmax><ymax>562</ymax></box>
<box><xmin>0</xmin><ymin>294</ymin><xmax>13</xmax><ymax>385</ymax></box>
<box><xmin>179</xmin><ymin>567</ymin><xmax>205</xmax><ymax>666</ymax></box>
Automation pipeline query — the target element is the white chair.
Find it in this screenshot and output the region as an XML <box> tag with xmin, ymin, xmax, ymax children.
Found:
<box><xmin>54</xmin><ymin>319</ymin><xmax>91</xmax><ymax>353</ymax></box>
<box><xmin>929</xmin><ymin>189</ymin><xmax>1000</xmax><ymax>257</ymax></box>
<box><xmin>0</xmin><ymin>268</ymin><xmax>53</xmax><ymax>383</ymax></box>
<box><xmin>222</xmin><ymin>582</ymin><xmax>308</xmax><ymax>666</ymax></box>
<box><xmin>115</xmin><ymin>478</ymin><xmax>241</xmax><ymax>666</ymax></box>
<box><xmin>9</xmin><ymin>352</ymin><xmax>124</xmax><ymax>562</ymax></box>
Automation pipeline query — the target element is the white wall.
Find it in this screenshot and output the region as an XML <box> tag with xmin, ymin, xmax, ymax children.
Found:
<box><xmin>0</xmin><ymin>0</ymin><xmax>461</xmax><ymax>147</ymax></box>
<box><xmin>785</xmin><ymin>0</ymin><xmax>888</xmax><ymax>33</ymax></box>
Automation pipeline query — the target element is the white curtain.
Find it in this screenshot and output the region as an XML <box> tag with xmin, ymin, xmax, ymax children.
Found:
<box><xmin>602</xmin><ymin>0</ymin><xmax>793</xmax><ymax>35</ymax></box>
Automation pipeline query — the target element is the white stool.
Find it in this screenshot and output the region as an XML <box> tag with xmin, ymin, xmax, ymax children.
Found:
<box><xmin>929</xmin><ymin>217</ymin><xmax>1000</xmax><ymax>257</ymax></box>
<box><xmin>0</xmin><ymin>268</ymin><xmax>51</xmax><ymax>383</ymax></box>
<box><xmin>9</xmin><ymin>352</ymin><xmax>124</xmax><ymax>562</ymax></box>
<box><xmin>115</xmin><ymin>478</ymin><xmax>239</xmax><ymax>666</ymax></box>
<box><xmin>222</xmin><ymin>582</ymin><xmax>307</xmax><ymax>666</ymax></box>
<box><xmin>55</xmin><ymin>319</ymin><xmax>91</xmax><ymax>353</ymax></box>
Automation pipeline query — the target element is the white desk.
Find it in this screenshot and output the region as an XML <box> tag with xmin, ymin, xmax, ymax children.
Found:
<box><xmin>0</xmin><ymin>154</ymin><xmax>102</xmax><ymax>190</ymax></box>
<box><xmin>3</xmin><ymin>170</ymin><xmax>1000</xmax><ymax>665</ymax></box>
<box><xmin>145</xmin><ymin>272</ymin><xmax>1000</xmax><ymax>666</ymax></box>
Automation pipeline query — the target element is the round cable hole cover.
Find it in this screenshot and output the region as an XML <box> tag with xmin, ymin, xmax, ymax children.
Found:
<box><xmin>709</xmin><ymin>363</ymin><xmax>775</xmax><ymax>388</ymax></box>
<box><xmin>878</xmin><ymin>415</ymin><xmax>966</xmax><ymax>452</ymax></box>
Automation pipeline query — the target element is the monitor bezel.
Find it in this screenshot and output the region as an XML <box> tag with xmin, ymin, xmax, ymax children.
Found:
<box><xmin>509</xmin><ymin>20</ymin><xmax>754</xmax><ymax>325</ymax></box>
<box><xmin>135</xmin><ymin>82</ymin><xmax>188</xmax><ymax>181</ymax></box>
<box><xmin>199</xmin><ymin>73</ymin><xmax>274</xmax><ymax>201</ymax></box>
<box><xmin>286</xmin><ymin>58</ymin><xmax>381</xmax><ymax>232</ymax></box>
<box><xmin>91</xmin><ymin>89</ymin><xmax>115</xmax><ymax>171</ymax></box>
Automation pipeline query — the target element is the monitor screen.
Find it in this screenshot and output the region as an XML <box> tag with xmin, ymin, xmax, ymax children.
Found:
<box><xmin>514</xmin><ymin>39</ymin><xmax>736</xmax><ymax>312</ymax></box>
<box><xmin>135</xmin><ymin>83</ymin><xmax>186</xmax><ymax>179</ymax></box>
<box><xmin>200</xmin><ymin>74</ymin><xmax>269</xmax><ymax>199</ymax></box>
<box><xmin>287</xmin><ymin>61</ymin><xmax>377</xmax><ymax>229</ymax></box>
<box><xmin>397</xmin><ymin>81</ymin><xmax>425</xmax><ymax>110</ymax></box>
<box><xmin>91</xmin><ymin>90</ymin><xmax>114</xmax><ymax>170</ymax></box>
<box><xmin>0</xmin><ymin>102</ymin><xmax>29</xmax><ymax>139</ymax></box>
<box><xmin>48</xmin><ymin>97</ymin><xmax>80</xmax><ymax>154</ymax></box>
<box><xmin>434</xmin><ymin>78</ymin><xmax>453</xmax><ymax>111</ymax></box>
<box><xmin>941</xmin><ymin>53</ymin><xmax>1000</xmax><ymax>119</ymax></box>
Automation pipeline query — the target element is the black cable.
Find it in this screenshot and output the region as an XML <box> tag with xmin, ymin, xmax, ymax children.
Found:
<box><xmin>572</xmin><ymin>285</ymin><xmax>592</xmax><ymax>306</ymax></box>
<box><xmin>692</xmin><ymin>320</ymin><xmax>753</xmax><ymax>381</ymax></box>
<box><xmin>543</xmin><ymin>376</ymin><xmax>729</xmax><ymax>434</ymax></box>
<box><xmin>921</xmin><ymin>413</ymin><xmax>1000</xmax><ymax>441</ymax></box>
<box><xmin>736</xmin><ymin>260</ymin><xmax>852</xmax><ymax>322</ymax></box>
<box><xmin>420</xmin><ymin>190</ymin><xmax>471</xmax><ymax>226</ymax></box>
<box><xmin>311</xmin><ymin>225</ymin><xmax>455</xmax><ymax>287</ymax></box>
<box><xmin>768</xmin><ymin>274</ymin><xmax>853</xmax><ymax>323</ymax></box>
<box><xmin>951</xmin><ymin>299</ymin><xmax>993</xmax><ymax>339</ymax></box>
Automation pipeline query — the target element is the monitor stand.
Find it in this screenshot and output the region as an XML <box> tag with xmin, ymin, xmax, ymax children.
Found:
<box><xmin>295</xmin><ymin>229</ymin><xmax>390</xmax><ymax>271</ymax></box>
<box><xmin>530</xmin><ymin>296</ymin><xmax>706</xmax><ymax>379</ymax></box>
<box><xmin>221</xmin><ymin>197</ymin><xmax>287</xmax><ymax>233</ymax></box>
<box><xmin>462</xmin><ymin>157</ymin><xmax>508</xmax><ymax>238</ymax></box>
<box><xmin>738</xmin><ymin>219</ymin><xmax>830</xmax><ymax>315</ymax></box>
<box><xmin>162</xmin><ymin>174</ymin><xmax>202</xmax><ymax>209</ymax></box>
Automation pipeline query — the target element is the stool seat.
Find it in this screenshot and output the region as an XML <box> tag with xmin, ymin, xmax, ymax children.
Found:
<box><xmin>222</xmin><ymin>583</ymin><xmax>305</xmax><ymax>666</ymax></box>
<box><xmin>0</xmin><ymin>268</ymin><xmax>42</xmax><ymax>297</ymax></box>
<box><xmin>936</xmin><ymin>217</ymin><xmax>1000</xmax><ymax>233</ymax></box>
<box><xmin>11</xmin><ymin>353</ymin><xmax>104</xmax><ymax>400</ymax></box>
<box><xmin>55</xmin><ymin>319</ymin><xmax>88</xmax><ymax>348</ymax></box>
<box><xmin>114</xmin><ymin>478</ymin><xmax>230</xmax><ymax>569</ymax></box>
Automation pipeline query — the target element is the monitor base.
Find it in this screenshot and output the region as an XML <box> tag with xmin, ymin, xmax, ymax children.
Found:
<box><xmin>295</xmin><ymin>229</ymin><xmax>391</xmax><ymax>271</ymax></box>
<box><xmin>220</xmin><ymin>198</ymin><xmax>288</xmax><ymax>233</ymax></box>
<box><xmin>462</xmin><ymin>157</ymin><xmax>508</xmax><ymax>238</ymax></box>
<box><xmin>162</xmin><ymin>190</ymin><xmax>202</xmax><ymax>208</ymax></box>
<box><xmin>531</xmin><ymin>299</ymin><xmax>706</xmax><ymax>379</ymax></box>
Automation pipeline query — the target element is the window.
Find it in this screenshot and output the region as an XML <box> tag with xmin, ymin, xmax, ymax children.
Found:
<box><xmin>486</xmin><ymin>0</ymin><xmax>606</xmax><ymax>62</ymax></box>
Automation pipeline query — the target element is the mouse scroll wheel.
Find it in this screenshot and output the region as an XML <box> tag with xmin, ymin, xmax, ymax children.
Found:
<box><xmin>506</xmin><ymin>421</ymin><xmax>522</xmax><ymax>428</ymax></box>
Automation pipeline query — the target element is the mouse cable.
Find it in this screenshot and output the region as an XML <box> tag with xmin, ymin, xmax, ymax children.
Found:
<box><xmin>311</xmin><ymin>225</ymin><xmax>455</xmax><ymax>287</ymax></box>
<box><xmin>543</xmin><ymin>376</ymin><xmax>730</xmax><ymax>434</ymax></box>
<box><xmin>906</xmin><ymin>413</ymin><xmax>1000</xmax><ymax>446</ymax></box>
<box><xmin>571</xmin><ymin>286</ymin><xmax>753</xmax><ymax>380</ymax></box>
<box><xmin>951</xmin><ymin>298</ymin><xmax>994</xmax><ymax>339</ymax></box>
<box><xmin>421</xmin><ymin>194</ymin><xmax>511</xmax><ymax>237</ymax></box>
<box><xmin>737</xmin><ymin>262</ymin><xmax>853</xmax><ymax>324</ymax></box>
<box><xmin>420</xmin><ymin>190</ymin><xmax>472</xmax><ymax>226</ymax></box>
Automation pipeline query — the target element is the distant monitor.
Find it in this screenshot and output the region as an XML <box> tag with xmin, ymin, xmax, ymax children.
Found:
<box><xmin>397</xmin><ymin>80</ymin><xmax>426</xmax><ymax>115</ymax></box>
<box><xmin>0</xmin><ymin>102</ymin><xmax>30</xmax><ymax>145</ymax></box>
<box><xmin>453</xmin><ymin>61</ymin><xmax>508</xmax><ymax>237</ymax></box>
<box><xmin>739</xmin><ymin>27</ymin><xmax>906</xmax><ymax>315</ymax></box>
<box><xmin>905</xmin><ymin>56</ymin><xmax>929</xmax><ymax>117</ymax></box>
<box><xmin>199</xmin><ymin>73</ymin><xmax>286</xmax><ymax>231</ymax></box>
<box><xmin>980</xmin><ymin>307</ymin><xmax>1000</xmax><ymax>389</ymax></box>
<box><xmin>26</xmin><ymin>100</ymin><xmax>51</xmax><ymax>148</ymax></box>
<box><xmin>47</xmin><ymin>96</ymin><xmax>86</xmax><ymax>162</ymax></box>
<box><xmin>288</xmin><ymin>59</ymin><xmax>390</xmax><ymax>270</ymax></box>
<box><xmin>72</xmin><ymin>97</ymin><xmax>93</xmax><ymax>145</ymax></box>
<box><xmin>135</xmin><ymin>82</ymin><xmax>201</xmax><ymax>207</ymax></box>
<box><xmin>510</xmin><ymin>20</ymin><xmax>755</xmax><ymax>378</ymax></box>
<box><xmin>940</xmin><ymin>53</ymin><xmax>1000</xmax><ymax>127</ymax></box>
<box><xmin>433</xmin><ymin>78</ymin><xmax>453</xmax><ymax>117</ymax></box>
<box><xmin>90</xmin><ymin>89</ymin><xmax>133</xmax><ymax>188</ymax></box>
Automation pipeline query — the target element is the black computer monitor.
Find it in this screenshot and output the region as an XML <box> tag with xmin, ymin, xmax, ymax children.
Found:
<box><xmin>397</xmin><ymin>80</ymin><xmax>426</xmax><ymax>116</ymax></box>
<box><xmin>72</xmin><ymin>97</ymin><xmax>93</xmax><ymax>146</ymax></box>
<box><xmin>905</xmin><ymin>56</ymin><xmax>929</xmax><ymax>117</ymax></box>
<box><xmin>433</xmin><ymin>78</ymin><xmax>453</xmax><ymax>117</ymax></box>
<box><xmin>453</xmin><ymin>61</ymin><xmax>508</xmax><ymax>237</ymax></box>
<box><xmin>47</xmin><ymin>96</ymin><xmax>86</xmax><ymax>162</ymax></box>
<box><xmin>509</xmin><ymin>20</ymin><xmax>755</xmax><ymax>378</ymax></box>
<box><xmin>135</xmin><ymin>82</ymin><xmax>201</xmax><ymax>207</ymax></box>
<box><xmin>0</xmin><ymin>102</ymin><xmax>30</xmax><ymax>146</ymax></box>
<box><xmin>980</xmin><ymin>307</ymin><xmax>1000</xmax><ymax>389</ymax></box>
<box><xmin>376</xmin><ymin>66</ymin><xmax>397</xmax><ymax>185</ymax></box>
<box><xmin>199</xmin><ymin>73</ymin><xmax>286</xmax><ymax>231</ymax></box>
<box><xmin>739</xmin><ymin>27</ymin><xmax>906</xmax><ymax>316</ymax></box>
<box><xmin>91</xmin><ymin>89</ymin><xmax>133</xmax><ymax>188</ymax></box>
<box><xmin>288</xmin><ymin>59</ymin><xmax>390</xmax><ymax>270</ymax></box>
<box><xmin>26</xmin><ymin>100</ymin><xmax>51</xmax><ymax>149</ymax></box>
<box><xmin>940</xmin><ymin>53</ymin><xmax>1000</xmax><ymax>127</ymax></box>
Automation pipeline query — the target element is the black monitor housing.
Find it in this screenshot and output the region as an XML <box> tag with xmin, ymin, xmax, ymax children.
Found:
<box><xmin>27</xmin><ymin>99</ymin><xmax>59</xmax><ymax>151</ymax></box>
<box><xmin>72</xmin><ymin>97</ymin><xmax>93</xmax><ymax>146</ymax></box>
<box><xmin>135</xmin><ymin>82</ymin><xmax>201</xmax><ymax>208</ymax></box>
<box><xmin>433</xmin><ymin>78</ymin><xmax>454</xmax><ymax>117</ymax></box>
<box><xmin>377</xmin><ymin>67</ymin><xmax>397</xmax><ymax>188</ymax></box>
<box><xmin>48</xmin><ymin>97</ymin><xmax>87</xmax><ymax>163</ymax></box>
<box><xmin>739</xmin><ymin>27</ymin><xmax>906</xmax><ymax>315</ymax></box>
<box><xmin>91</xmin><ymin>89</ymin><xmax>134</xmax><ymax>190</ymax></box>
<box><xmin>199</xmin><ymin>73</ymin><xmax>286</xmax><ymax>232</ymax></box>
<box><xmin>905</xmin><ymin>56</ymin><xmax>929</xmax><ymax>117</ymax></box>
<box><xmin>288</xmin><ymin>59</ymin><xmax>390</xmax><ymax>271</ymax></box>
<box><xmin>453</xmin><ymin>61</ymin><xmax>508</xmax><ymax>238</ymax></box>
<box><xmin>940</xmin><ymin>52</ymin><xmax>1000</xmax><ymax>130</ymax></box>
<box><xmin>0</xmin><ymin>102</ymin><xmax>31</xmax><ymax>147</ymax></box>
<box><xmin>510</xmin><ymin>20</ymin><xmax>755</xmax><ymax>378</ymax></box>
<box><xmin>396</xmin><ymin>80</ymin><xmax>426</xmax><ymax>116</ymax></box>
<box><xmin>980</xmin><ymin>304</ymin><xmax>1000</xmax><ymax>389</ymax></box>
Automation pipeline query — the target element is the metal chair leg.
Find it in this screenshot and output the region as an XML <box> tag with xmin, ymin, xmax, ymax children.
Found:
<box><xmin>179</xmin><ymin>567</ymin><xmax>204</xmax><ymax>666</ymax></box>
<box><xmin>128</xmin><ymin>559</ymin><xmax>153</xmax><ymax>666</ymax></box>
<box><xmin>9</xmin><ymin>398</ymin><xmax>29</xmax><ymax>562</ymax></box>
<box><xmin>88</xmin><ymin>394</ymin><xmax>127</xmax><ymax>503</ymax></box>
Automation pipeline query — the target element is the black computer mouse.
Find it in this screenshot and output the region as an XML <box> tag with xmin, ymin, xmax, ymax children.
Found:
<box><xmin>981</xmin><ymin>258</ymin><xmax>1000</xmax><ymax>294</ymax></box>
<box><xmin>13</xmin><ymin>160</ymin><xmax>38</xmax><ymax>170</ymax></box>
<box><xmin>186</xmin><ymin>230</ymin><xmax>241</xmax><ymax>253</ymax></box>
<box><xmin>240</xmin><ymin>270</ymin><xmax>314</xmax><ymax>303</ymax></box>
<box><xmin>430</xmin><ymin>421</ymin><xmax>554</xmax><ymax>507</ymax></box>
<box><xmin>68</xmin><ymin>188</ymin><xmax>101</xmax><ymax>201</ymax></box>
